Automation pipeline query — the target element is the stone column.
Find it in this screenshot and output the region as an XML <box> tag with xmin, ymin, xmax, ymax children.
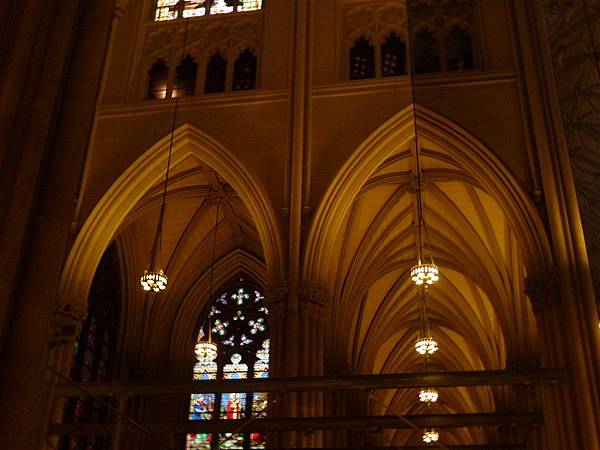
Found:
<box><xmin>42</xmin><ymin>303</ymin><xmax>88</xmax><ymax>450</ymax></box>
<box><xmin>266</xmin><ymin>281</ymin><xmax>289</xmax><ymax>448</ymax></box>
<box><xmin>296</xmin><ymin>282</ymin><xmax>329</xmax><ymax>447</ymax></box>
<box><xmin>525</xmin><ymin>269</ymin><xmax>580</xmax><ymax>450</ymax></box>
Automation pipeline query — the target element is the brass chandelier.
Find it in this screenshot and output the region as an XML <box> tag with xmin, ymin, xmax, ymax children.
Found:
<box><xmin>140</xmin><ymin>20</ymin><xmax>190</xmax><ymax>293</ymax></box>
<box><xmin>194</xmin><ymin>202</ymin><xmax>221</xmax><ymax>361</ymax></box>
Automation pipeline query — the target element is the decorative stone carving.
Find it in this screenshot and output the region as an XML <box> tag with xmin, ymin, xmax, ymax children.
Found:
<box><xmin>48</xmin><ymin>304</ymin><xmax>87</xmax><ymax>348</ymax></box>
<box><xmin>344</xmin><ymin>0</ymin><xmax>407</xmax><ymax>48</ymax></box>
<box><xmin>113</xmin><ymin>0</ymin><xmax>130</xmax><ymax>18</ymax></box>
<box><xmin>267</xmin><ymin>281</ymin><xmax>289</xmax><ymax>317</ymax></box>
<box><xmin>524</xmin><ymin>269</ymin><xmax>561</xmax><ymax>312</ymax></box>
<box><xmin>142</xmin><ymin>14</ymin><xmax>262</xmax><ymax>70</ymax></box>
<box><xmin>299</xmin><ymin>282</ymin><xmax>329</xmax><ymax>318</ymax></box>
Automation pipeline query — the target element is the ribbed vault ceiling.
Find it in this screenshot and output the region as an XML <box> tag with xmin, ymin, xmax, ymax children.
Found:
<box><xmin>113</xmin><ymin>154</ymin><xmax>265</xmax><ymax>365</ymax></box>
<box><xmin>324</xmin><ymin>140</ymin><xmax>538</xmax><ymax>446</ymax></box>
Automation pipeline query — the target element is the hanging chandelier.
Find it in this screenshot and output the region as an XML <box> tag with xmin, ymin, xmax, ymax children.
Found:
<box><xmin>415</xmin><ymin>336</ymin><xmax>439</xmax><ymax>355</ymax></box>
<box><xmin>410</xmin><ymin>262</ymin><xmax>439</xmax><ymax>286</ymax></box>
<box><xmin>195</xmin><ymin>331</ymin><xmax>218</xmax><ymax>362</ymax></box>
<box><xmin>406</xmin><ymin>13</ymin><xmax>439</xmax><ymax>288</ymax></box>
<box><xmin>194</xmin><ymin>202</ymin><xmax>221</xmax><ymax>359</ymax></box>
<box><xmin>415</xmin><ymin>289</ymin><xmax>438</xmax><ymax>356</ymax></box>
<box><xmin>422</xmin><ymin>429</ymin><xmax>439</xmax><ymax>443</ymax></box>
<box><xmin>139</xmin><ymin>21</ymin><xmax>191</xmax><ymax>293</ymax></box>
<box><xmin>418</xmin><ymin>387</ymin><xmax>439</xmax><ymax>403</ymax></box>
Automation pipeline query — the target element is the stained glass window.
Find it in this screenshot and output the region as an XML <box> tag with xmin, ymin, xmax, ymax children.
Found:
<box><xmin>412</xmin><ymin>27</ymin><xmax>441</xmax><ymax>74</ymax></box>
<box><xmin>205</xmin><ymin>52</ymin><xmax>227</xmax><ymax>94</ymax></box>
<box><xmin>232</xmin><ymin>49</ymin><xmax>257</xmax><ymax>91</ymax></box>
<box><xmin>173</xmin><ymin>55</ymin><xmax>198</xmax><ymax>97</ymax></box>
<box><xmin>154</xmin><ymin>0</ymin><xmax>262</xmax><ymax>21</ymax></box>
<box><xmin>381</xmin><ymin>33</ymin><xmax>406</xmax><ymax>77</ymax></box>
<box><xmin>408</xmin><ymin>0</ymin><xmax>476</xmax><ymax>73</ymax></box>
<box><xmin>187</xmin><ymin>282</ymin><xmax>269</xmax><ymax>450</ymax></box>
<box><xmin>349</xmin><ymin>37</ymin><xmax>375</xmax><ymax>80</ymax></box>
<box><xmin>59</xmin><ymin>244</ymin><xmax>121</xmax><ymax>450</ymax></box>
<box><xmin>148</xmin><ymin>59</ymin><xmax>170</xmax><ymax>99</ymax></box>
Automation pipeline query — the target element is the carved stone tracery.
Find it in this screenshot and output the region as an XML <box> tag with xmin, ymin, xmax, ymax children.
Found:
<box><xmin>344</xmin><ymin>1</ymin><xmax>408</xmax><ymax>48</ymax></box>
<box><xmin>299</xmin><ymin>282</ymin><xmax>329</xmax><ymax>318</ymax></box>
<box><xmin>142</xmin><ymin>14</ymin><xmax>262</xmax><ymax>71</ymax></box>
<box><xmin>48</xmin><ymin>303</ymin><xmax>87</xmax><ymax>348</ymax></box>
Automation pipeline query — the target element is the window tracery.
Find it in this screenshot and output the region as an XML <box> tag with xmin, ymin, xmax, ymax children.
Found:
<box><xmin>154</xmin><ymin>0</ymin><xmax>262</xmax><ymax>21</ymax></box>
<box><xmin>408</xmin><ymin>0</ymin><xmax>476</xmax><ymax>73</ymax></box>
<box><xmin>344</xmin><ymin>0</ymin><xmax>477</xmax><ymax>79</ymax></box>
<box><xmin>142</xmin><ymin>17</ymin><xmax>261</xmax><ymax>98</ymax></box>
<box><xmin>187</xmin><ymin>283</ymin><xmax>269</xmax><ymax>450</ymax></box>
<box><xmin>59</xmin><ymin>245</ymin><xmax>121</xmax><ymax>450</ymax></box>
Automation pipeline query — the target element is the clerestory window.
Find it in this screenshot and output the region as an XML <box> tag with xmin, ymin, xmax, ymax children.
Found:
<box><xmin>187</xmin><ymin>282</ymin><xmax>269</xmax><ymax>450</ymax></box>
<box><xmin>154</xmin><ymin>0</ymin><xmax>262</xmax><ymax>21</ymax></box>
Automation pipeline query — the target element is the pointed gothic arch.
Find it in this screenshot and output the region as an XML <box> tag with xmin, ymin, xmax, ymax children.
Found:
<box><xmin>59</xmin><ymin>124</ymin><xmax>284</xmax><ymax>312</ymax></box>
<box><xmin>304</xmin><ymin>104</ymin><xmax>552</xmax><ymax>285</ymax></box>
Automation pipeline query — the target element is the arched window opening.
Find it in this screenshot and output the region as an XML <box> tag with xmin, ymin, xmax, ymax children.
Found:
<box><xmin>59</xmin><ymin>244</ymin><xmax>121</xmax><ymax>450</ymax></box>
<box><xmin>183</xmin><ymin>0</ymin><xmax>207</xmax><ymax>18</ymax></box>
<box><xmin>232</xmin><ymin>49</ymin><xmax>257</xmax><ymax>91</ymax></box>
<box><xmin>155</xmin><ymin>0</ymin><xmax>262</xmax><ymax>21</ymax></box>
<box><xmin>173</xmin><ymin>54</ymin><xmax>198</xmax><ymax>98</ymax></box>
<box><xmin>444</xmin><ymin>25</ymin><xmax>473</xmax><ymax>71</ymax></box>
<box><xmin>155</xmin><ymin>0</ymin><xmax>180</xmax><ymax>21</ymax></box>
<box><xmin>205</xmin><ymin>52</ymin><xmax>227</xmax><ymax>94</ymax></box>
<box><xmin>381</xmin><ymin>33</ymin><xmax>407</xmax><ymax>77</ymax></box>
<box><xmin>187</xmin><ymin>282</ymin><xmax>269</xmax><ymax>450</ymax></box>
<box><xmin>349</xmin><ymin>37</ymin><xmax>375</xmax><ymax>80</ymax></box>
<box><xmin>412</xmin><ymin>28</ymin><xmax>440</xmax><ymax>74</ymax></box>
<box><xmin>147</xmin><ymin>59</ymin><xmax>170</xmax><ymax>99</ymax></box>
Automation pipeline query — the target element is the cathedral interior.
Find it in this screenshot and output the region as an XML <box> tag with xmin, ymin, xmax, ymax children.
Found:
<box><xmin>0</xmin><ymin>1</ymin><xmax>599</xmax><ymax>449</ymax></box>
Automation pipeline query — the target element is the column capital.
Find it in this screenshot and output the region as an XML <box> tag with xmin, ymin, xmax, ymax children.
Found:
<box><xmin>299</xmin><ymin>282</ymin><xmax>329</xmax><ymax>317</ymax></box>
<box><xmin>48</xmin><ymin>303</ymin><xmax>87</xmax><ymax>348</ymax></box>
<box><xmin>524</xmin><ymin>268</ymin><xmax>561</xmax><ymax>312</ymax></box>
<box><xmin>113</xmin><ymin>0</ymin><xmax>130</xmax><ymax>18</ymax></box>
<box><xmin>267</xmin><ymin>281</ymin><xmax>289</xmax><ymax>316</ymax></box>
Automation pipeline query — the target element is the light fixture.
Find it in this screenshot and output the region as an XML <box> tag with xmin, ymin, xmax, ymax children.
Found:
<box><xmin>422</xmin><ymin>429</ymin><xmax>439</xmax><ymax>443</ymax></box>
<box><xmin>406</xmin><ymin>11</ymin><xmax>439</xmax><ymax>288</ymax></box>
<box><xmin>410</xmin><ymin>263</ymin><xmax>439</xmax><ymax>286</ymax></box>
<box><xmin>418</xmin><ymin>387</ymin><xmax>439</xmax><ymax>403</ymax></box>
<box><xmin>195</xmin><ymin>337</ymin><xmax>218</xmax><ymax>362</ymax></box>
<box><xmin>415</xmin><ymin>336</ymin><xmax>439</xmax><ymax>356</ymax></box>
<box><xmin>193</xmin><ymin>202</ymin><xmax>221</xmax><ymax>359</ymax></box>
<box><xmin>415</xmin><ymin>289</ymin><xmax>438</xmax><ymax>356</ymax></box>
<box><xmin>139</xmin><ymin>20</ymin><xmax>191</xmax><ymax>293</ymax></box>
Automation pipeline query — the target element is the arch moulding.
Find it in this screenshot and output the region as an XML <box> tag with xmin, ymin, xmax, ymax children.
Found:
<box><xmin>59</xmin><ymin>124</ymin><xmax>285</xmax><ymax>309</ymax></box>
<box><xmin>303</xmin><ymin>104</ymin><xmax>553</xmax><ymax>286</ymax></box>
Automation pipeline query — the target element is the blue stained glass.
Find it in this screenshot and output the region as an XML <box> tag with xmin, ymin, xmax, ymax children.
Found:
<box><xmin>189</xmin><ymin>393</ymin><xmax>215</xmax><ymax>420</ymax></box>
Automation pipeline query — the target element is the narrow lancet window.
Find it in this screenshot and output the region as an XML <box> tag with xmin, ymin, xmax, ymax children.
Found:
<box><xmin>232</xmin><ymin>49</ymin><xmax>257</xmax><ymax>91</ymax></box>
<box><xmin>147</xmin><ymin>59</ymin><xmax>169</xmax><ymax>99</ymax></box>
<box><xmin>381</xmin><ymin>33</ymin><xmax>407</xmax><ymax>77</ymax></box>
<box><xmin>173</xmin><ymin>55</ymin><xmax>198</xmax><ymax>98</ymax></box>
<box><xmin>350</xmin><ymin>37</ymin><xmax>375</xmax><ymax>80</ymax></box>
<box><xmin>444</xmin><ymin>25</ymin><xmax>473</xmax><ymax>71</ymax></box>
<box><xmin>205</xmin><ymin>52</ymin><xmax>227</xmax><ymax>94</ymax></box>
<box><xmin>186</xmin><ymin>282</ymin><xmax>269</xmax><ymax>450</ymax></box>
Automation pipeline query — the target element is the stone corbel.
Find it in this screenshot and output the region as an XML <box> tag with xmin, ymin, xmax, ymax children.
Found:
<box><xmin>113</xmin><ymin>0</ymin><xmax>130</xmax><ymax>18</ymax></box>
<box><xmin>48</xmin><ymin>303</ymin><xmax>87</xmax><ymax>348</ymax></box>
<box><xmin>524</xmin><ymin>268</ymin><xmax>561</xmax><ymax>313</ymax></box>
<box><xmin>299</xmin><ymin>282</ymin><xmax>329</xmax><ymax>318</ymax></box>
<box><xmin>267</xmin><ymin>281</ymin><xmax>289</xmax><ymax>317</ymax></box>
